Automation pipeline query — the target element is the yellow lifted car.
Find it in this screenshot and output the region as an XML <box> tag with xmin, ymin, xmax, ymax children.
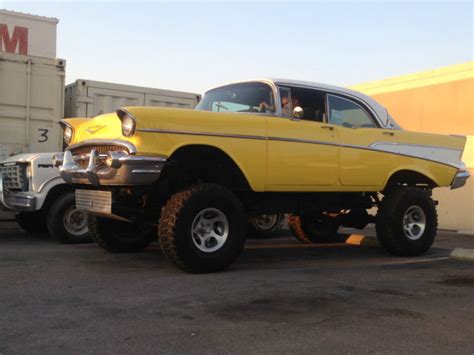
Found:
<box><xmin>56</xmin><ymin>79</ymin><xmax>469</xmax><ymax>273</ymax></box>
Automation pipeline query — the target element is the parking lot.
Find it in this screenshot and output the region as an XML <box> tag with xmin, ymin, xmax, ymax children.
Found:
<box><xmin>1</xmin><ymin>221</ymin><xmax>473</xmax><ymax>354</ymax></box>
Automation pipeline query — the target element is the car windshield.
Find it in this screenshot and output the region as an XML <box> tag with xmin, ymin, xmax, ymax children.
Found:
<box><xmin>196</xmin><ymin>82</ymin><xmax>275</xmax><ymax>114</ymax></box>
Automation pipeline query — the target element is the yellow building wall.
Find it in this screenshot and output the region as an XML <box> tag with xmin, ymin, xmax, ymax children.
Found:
<box><xmin>351</xmin><ymin>61</ymin><xmax>474</xmax><ymax>234</ymax></box>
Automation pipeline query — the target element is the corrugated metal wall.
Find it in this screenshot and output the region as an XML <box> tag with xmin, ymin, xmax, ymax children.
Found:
<box><xmin>351</xmin><ymin>61</ymin><xmax>474</xmax><ymax>234</ymax></box>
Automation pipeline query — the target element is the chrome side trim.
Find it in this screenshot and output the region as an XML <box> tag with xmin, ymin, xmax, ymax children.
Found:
<box><xmin>138</xmin><ymin>128</ymin><xmax>267</xmax><ymax>141</ymax></box>
<box><xmin>370</xmin><ymin>142</ymin><xmax>463</xmax><ymax>169</ymax></box>
<box><xmin>370</xmin><ymin>141</ymin><xmax>463</xmax><ymax>152</ymax></box>
<box><xmin>66</xmin><ymin>139</ymin><xmax>137</xmax><ymax>155</ymax></box>
<box><xmin>138</xmin><ymin>128</ymin><xmax>463</xmax><ymax>169</ymax></box>
<box><xmin>268</xmin><ymin>136</ymin><xmax>339</xmax><ymax>147</ymax></box>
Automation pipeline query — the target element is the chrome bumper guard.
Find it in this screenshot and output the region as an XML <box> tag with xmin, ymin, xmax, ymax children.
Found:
<box><xmin>55</xmin><ymin>149</ymin><xmax>167</xmax><ymax>186</ymax></box>
<box><xmin>451</xmin><ymin>170</ymin><xmax>470</xmax><ymax>190</ymax></box>
<box><xmin>0</xmin><ymin>172</ymin><xmax>37</xmax><ymax>211</ymax></box>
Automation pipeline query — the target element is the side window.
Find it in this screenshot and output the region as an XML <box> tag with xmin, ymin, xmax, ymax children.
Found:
<box><xmin>196</xmin><ymin>82</ymin><xmax>275</xmax><ymax>114</ymax></box>
<box><xmin>327</xmin><ymin>95</ymin><xmax>376</xmax><ymax>128</ymax></box>
<box><xmin>211</xmin><ymin>102</ymin><xmax>249</xmax><ymax>112</ymax></box>
<box><xmin>278</xmin><ymin>86</ymin><xmax>326</xmax><ymax>122</ymax></box>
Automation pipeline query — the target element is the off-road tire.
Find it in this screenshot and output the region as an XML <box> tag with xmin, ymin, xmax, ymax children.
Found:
<box><xmin>88</xmin><ymin>215</ymin><xmax>156</xmax><ymax>253</ymax></box>
<box><xmin>158</xmin><ymin>184</ymin><xmax>246</xmax><ymax>273</ymax></box>
<box><xmin>247</xmin><ymin>214</ymin><xmax>285</xmax><ymax>238</ymax></box>
<box><xmin>47</xmin><ymin>192</ymin><xmax>91</xmax><ymax>244</ymax></box>
<box><xmin>288</xmin><ymin>213</ymin><xmax>339</xmax><ymax>243</ymax></box>
<box><xmin>15</xmin><ymin>212</ymin><xmax>47</xmax><ymax>234</ymax></box>
<box><xmin>376</xmin><ymin>187</ymin><xmax>437</xmax><ymax>256</ymax></box>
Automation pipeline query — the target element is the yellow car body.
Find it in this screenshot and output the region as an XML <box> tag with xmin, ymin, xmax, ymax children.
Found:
<box><xmin>64</xmin><ymin>100</ymin><xmax>466</xmax><ymax>192</ymax></box>
<box><xmin>56</xmin><ymin>79</ymin><xmax>470</xmax><ymax>272</ymax></box>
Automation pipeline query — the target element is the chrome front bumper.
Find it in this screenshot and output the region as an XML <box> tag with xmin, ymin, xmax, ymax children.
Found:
<box><xmin>55</xmin><ymin>148</ymin><xmax>167</xmax><ymax>186</ymax></box>
<box><xmin>0</xmin><ymin>172</ymin><xmax>37</xmax><ymax>211</ymax></box>
<box><xmin>451</xmin><ymin>170</ymin><xmax>470</xmax><ymax>190</ymax></box>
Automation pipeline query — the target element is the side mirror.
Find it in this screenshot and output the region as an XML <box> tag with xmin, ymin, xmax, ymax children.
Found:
<box><xmin>291</xmin><ymin>106</ymin><xmax>304</xmax><ymax>120</ymax></box>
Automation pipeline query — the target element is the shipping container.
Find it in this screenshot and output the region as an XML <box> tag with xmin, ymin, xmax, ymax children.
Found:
<box><xmin>0</xmin><ymin>9</ymin><xmax>58</xmax><ymax>59</ymax></box>
<box><xmin>0</xmin><ymin>51</ymin><xmax>65</xmax><ymax>158</ymax></box>
<box><xmin>65</xmin><ymin>79</ymin><xmax>201</xmax><ymax>118</ymax></box>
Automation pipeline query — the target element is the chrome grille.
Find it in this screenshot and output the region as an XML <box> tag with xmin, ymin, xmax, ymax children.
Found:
<box><xmin>71</xmin><ymin>145</ymin><xmax>128</xmax><ymax>156</ymax></box>
<box><xmin>0</xmin><ymin>163</ymin><xmax>28</xmax><ymax>191</ymax></box>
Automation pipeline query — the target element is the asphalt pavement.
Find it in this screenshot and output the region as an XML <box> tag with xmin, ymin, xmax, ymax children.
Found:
<box><xmin>1</xmin><ymin>221</ymin><xmax>473</xmax><ymax>354</ymax></box>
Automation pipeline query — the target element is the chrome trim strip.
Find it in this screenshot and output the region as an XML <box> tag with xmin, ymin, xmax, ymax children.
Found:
<box><xmin>66</xmin><ymin>139</ymin><xmax>137</xmax><ymax>155</ymax></box>
<box><xmin>138</xmin><ymin>128</ymin><xmax>462</xmax><ymax>169</ymax></box>
<box><xmin>138</xmin><ymin>128</ymin><xmax>267</xmax><ymax>141</ymax></box>
<box><xmin>370</xmin><ymin>141</ymin><xmax>462</xmax><ymax>152</ymax></box>
<box><xmin>370</xmin><ymin>142</ymin><xmax>462</xmax><ymax>169</ymax></box>
<box><xmin>268</xmin><ymin>136</ymin><xmax>339</xmax><ymax>147</ymax></box>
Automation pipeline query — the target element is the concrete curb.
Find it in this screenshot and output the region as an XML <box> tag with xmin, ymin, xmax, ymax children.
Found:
<box><xmin>345</xmin><ymin>234</ymin><xmax>380</xmax><ymax>247</ymax></box>
<box><xmin>450</xmin><ymin>248</ymin><xmax>474</xmax><ymax>262</ymax></box>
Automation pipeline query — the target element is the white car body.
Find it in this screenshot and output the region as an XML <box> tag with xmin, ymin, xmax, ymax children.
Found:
<box><xmin>0</xmin><ymin>152</ymin><xmax>64</xmax><ymax>212</ymax></box>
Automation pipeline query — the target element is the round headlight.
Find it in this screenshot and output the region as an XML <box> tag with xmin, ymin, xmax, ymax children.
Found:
<box><xmin>64</xmin><ymin>126</ymin><xmax>73</xmax><ymax>145</ymax></box>
<box><xmin>122</xmin><ymin>114</ymin><xmax>136</xmax><ymax>137</ymax></box>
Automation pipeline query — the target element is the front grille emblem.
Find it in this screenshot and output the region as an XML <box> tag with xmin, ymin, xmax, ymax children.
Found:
<box><xmin>86</xmin><ymin>125</ymin><xmax>106</xmax><ymax>134</ymax></box>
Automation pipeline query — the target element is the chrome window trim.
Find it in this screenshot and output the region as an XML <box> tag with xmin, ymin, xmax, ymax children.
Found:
<box><xmin>66</xmin><ymin>139</ymin><xmax>137</xmax><ymax>155</ymax></box>
<box><xmin>274</xmin><ymin>81</ymin><xmax>384</xmax><ymax>127</ymax></box>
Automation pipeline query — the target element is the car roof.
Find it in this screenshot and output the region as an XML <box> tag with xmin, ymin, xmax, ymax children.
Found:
<box><xmin>205</xmin><ymin>78</ymin><xmax>389</xmax><ymax>124</ymax></box>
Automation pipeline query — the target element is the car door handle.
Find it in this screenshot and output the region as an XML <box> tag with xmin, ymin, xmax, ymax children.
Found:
<box><xmin>383</xmin><ymin>131</ymin><xmax>395</xmax><ymax>136</ymax></box>
<box><xmin>321</xmin><ymin>125</ymin><xmax>334</xmax><ymax>130</ymax></box>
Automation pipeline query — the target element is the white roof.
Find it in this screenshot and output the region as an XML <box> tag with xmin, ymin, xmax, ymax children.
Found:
<box><xmin>206</xmin><ymin>78</ymin><xmax>390</xmax><ymax>125</ymax></box>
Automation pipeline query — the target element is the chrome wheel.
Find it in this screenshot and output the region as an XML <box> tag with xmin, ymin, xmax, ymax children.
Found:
<box><xmin>252</xmin><ymin>214</ymin><xmax>279</xmax><ymax>231</ymax></box>
<box><xmin>191</xmin><ymin>208</ymin><xmax>229</xmax><ymax>253</ymax></box>
<box><xmin>63</xmin><ymin>208</ymin><xmax>88</xmax><ymax>236</ymax></box>
<box><xmin>402</xmin><ymin>205</ymin><xmax>426</xmax><ymax>240</ymax></box>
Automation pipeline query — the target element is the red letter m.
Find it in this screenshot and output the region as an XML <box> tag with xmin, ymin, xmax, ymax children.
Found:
<box><xmin>0</xmin><ymin>24</ymin><xmax>28</xmax><ymax>55</ymax></box>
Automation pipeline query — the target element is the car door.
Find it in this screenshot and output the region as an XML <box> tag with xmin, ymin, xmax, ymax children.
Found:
<box><xmin>266</xmin><ymin>87</ymin><xmax>340</xmax><ymax>190</ymax></box>
<box><xmin>327</xmin><ymin>94</ymin><xmax>399</xmax><ymax>187</ymax></box>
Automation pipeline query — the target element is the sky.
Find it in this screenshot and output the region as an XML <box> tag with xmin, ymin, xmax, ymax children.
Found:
<box><xmin>2</xmin><ymin>1</ymin><xmax>473</xmax><ymax>94</ymax></box>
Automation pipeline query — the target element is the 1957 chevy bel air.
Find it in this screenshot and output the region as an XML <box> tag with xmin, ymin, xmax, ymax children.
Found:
<box><xmin>53</xmin><ymin>79</ymin><xmax>470</xmax><ymax>272</ymax></box>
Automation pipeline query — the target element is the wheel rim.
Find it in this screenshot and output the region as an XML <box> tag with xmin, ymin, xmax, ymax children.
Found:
<box><xmin>63</xmin><ymin>208</ymin><xmax>88</xmax><ymax>237</ymax></box>
<box><xmin>191</xmin><ymin>208</ymin><xmax>229</xmax><ymax>253</ymax></box>
<box><xmin>402</xmin><ymin>205</ymin><xmax>426</xmax><ymax>240</ymax></box>
<box><xmin>252</xmin><ymin>214</ymin><xmax>278</xmax><ymax>231</ymax></box>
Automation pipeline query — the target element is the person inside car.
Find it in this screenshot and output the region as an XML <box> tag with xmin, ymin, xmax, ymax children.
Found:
<box><xmin>259</xmin><ymin>95</ymin><xmax>300</xmax><ymax>116</ymax></box>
